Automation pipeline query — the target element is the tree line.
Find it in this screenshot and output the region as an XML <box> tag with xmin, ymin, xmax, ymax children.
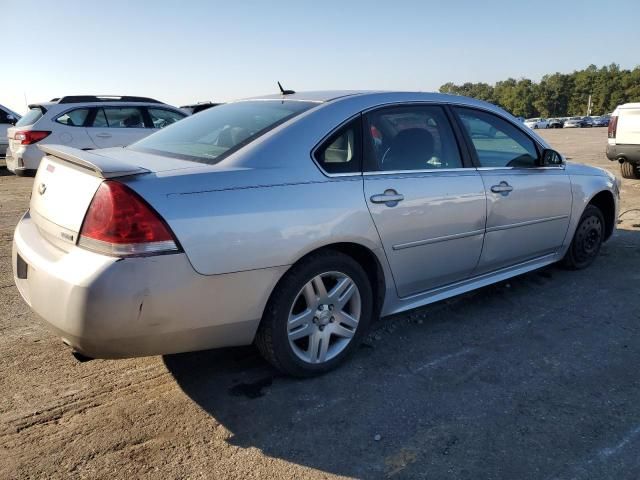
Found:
<box><xmin>439</xmin><ymin>64</ymin><xmax>640</xmax><ymax>118</ymax></box>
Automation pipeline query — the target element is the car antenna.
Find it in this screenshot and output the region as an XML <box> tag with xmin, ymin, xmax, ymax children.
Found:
<box><xmin>278</xmin><ymin>81</ymin><xmax>295</xmax><ymax>95</ymax></box>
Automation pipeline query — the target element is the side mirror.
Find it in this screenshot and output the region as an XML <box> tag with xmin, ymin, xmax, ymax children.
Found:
<box><xmin>541</xmin><ymin>148</ymin><xmax>563</xmax><ymax>166</ymax></box>
<box><xmin>6</xmin><ymin>114</ymin><xmax>17</xmax><ymax>125</ymax></box>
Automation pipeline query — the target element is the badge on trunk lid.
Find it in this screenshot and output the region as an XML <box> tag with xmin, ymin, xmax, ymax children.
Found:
<box><xmin>38</xmin><ymin>183</ymin><xmax>47</xmax><ymax>195</ymax></box>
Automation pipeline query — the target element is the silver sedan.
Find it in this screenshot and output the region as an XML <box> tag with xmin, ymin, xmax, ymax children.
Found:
<box><xmin>12</xmin><ymin>91</ymin><xmax>619</xmax><ymax>376</ymax></box>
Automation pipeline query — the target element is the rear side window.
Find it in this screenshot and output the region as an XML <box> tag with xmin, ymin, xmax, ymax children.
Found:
<box><xmin>454</xmin><ymin>107</ymin><xmax>539</xmax><ymax>168</ymax></box>
<box><xmin>102</xmin><ymin>107</ymin><xmax>145</xmax><ymax>128</ymax></box>
<box><xmin>314</xmin><ymin>118</ymin><xmax>362</xmax><ymax>174</ymax></box>
<box><xmin>55</xmin><ymin>108</ymin><xmax>90</xmax><ymax>127</ymax></box>
<box><xmin>365</xmin><ymin>105</ymin><xmax>462</xmax><ymax>171</ymax></box>
<box><xmin>148</xmin><ymin>108</ymin><xmax>186</xmax><ymax>129</ymax></box>
<box><xmin>16</xmin><ymin>108</ymin><xmax>44</xmax><ymax>127</ymax></box>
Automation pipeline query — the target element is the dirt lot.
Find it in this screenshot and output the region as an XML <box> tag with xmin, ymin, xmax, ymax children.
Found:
<box><xmin>1</xmin><ymin>128</ymin><xmax>640</xmax><ymax>479</ymax></box>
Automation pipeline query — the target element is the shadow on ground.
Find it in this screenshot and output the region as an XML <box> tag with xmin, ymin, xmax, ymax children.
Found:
<box><xmin>164</xmin><ymin>229</ymin><xmax>640</xmax><ymax>479</ymax></box>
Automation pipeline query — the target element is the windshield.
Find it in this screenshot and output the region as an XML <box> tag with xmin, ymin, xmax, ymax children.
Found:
<box><xmin>130</xmin><ymin>100</ymin><xmax>317</xmax><ymax>164</ymax></box>
<box><xmin>15</xmin><ymin>107</ymin><xmax>45</xmax><ymax>127</ymax></box>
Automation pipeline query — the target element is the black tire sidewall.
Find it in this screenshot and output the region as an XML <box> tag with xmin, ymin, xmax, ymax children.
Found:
<box><xmin>265</xmin><ymin>251</ymin><xmax>373</xmax><ymax>377</ymax></box>
<box><xmin>566</xmin><ymin>205</ymin><xmax>605</xmax><ymax>269</ymax></box>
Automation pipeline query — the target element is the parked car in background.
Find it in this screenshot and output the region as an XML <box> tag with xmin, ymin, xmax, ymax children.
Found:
<box><xmin>1</xmin><ymin>105</ymin><xmax>21</xmax><ymax>158</ymax></box>
<box><xmin>607</xmin><ymin>103</ymin><xmax>640</xmax><ymax>178</ymax></box>
<box><xmin>591</xmin><ymin>116</ymin><xmax>609</xmax><ymax>127</ymax></box>
<box><xmin>524</xmin><ymin>118</ymin><xmax>549</xmax><ymax>129</ymax></box>
<box><xmin>548</xmin><ymin>118</ymin><xmax>564</xmax><ymax>129</ymax></box>
<box><xmin>180</xmin><ymin>102</ymin><xmax>222</xmax><ymax>115</ymax></box>
<box><xmin>564</xmin><ymin>117</ymin><xmax>587</xmax><ymax>128</ymax></box>
<box><xmin>5</xmin><ymin>95</ymin><xmax>187</xmax><ymax>176</ymax></box>
<box><xmin>12</xmin><ymin>91</ymin><xmax>619</xmax><ymax>376</ymax></box>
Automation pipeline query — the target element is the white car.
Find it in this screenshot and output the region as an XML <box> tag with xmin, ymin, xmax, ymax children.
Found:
<box><xmin>524</xmin><ymin>118</ymin><xmax>549</xmax><ymax>129</ymax></box>
<box><xmin>6</xmin><ymin>96</ymin><xmax>187</xmax><ymax>175</ymax></box>
<box><xmin>0</xmin><ymin>104</ymin><xmax>21</xmax><ymax>157</ymax></box>
<box><xmin>606</xmin><ymin>103</ymin><xmax>640</xmax><ymax>178</ymax></box>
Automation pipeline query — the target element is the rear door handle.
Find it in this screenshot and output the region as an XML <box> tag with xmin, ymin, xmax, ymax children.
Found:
<box><xmin>490</xmin><ymin>181</ymin><xmax>513</xmax><ymax>195</ymax></box>
<box><xmin>95</xmin><ymin>133</ymin><xmax>112</xmax><ymax>138</ymax></box>
<box><xmin>370</xmin><ymin>189</ymin><xmax>404</xmax><ymax>206</ymax></box>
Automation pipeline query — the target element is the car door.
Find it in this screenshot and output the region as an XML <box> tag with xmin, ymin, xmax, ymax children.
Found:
<box><xmin>362</xmin><ymin>104</ymin><xmax>487</xmax><ymax>298</ymax></box>
<box><xmin>452</xmin><ymin>106</ymin><xmax>572</xmax><ymax>274</ymax></box>
<box><xmin>86</xmin><ymin>106</ymin><xmax>149</xmax><ymax>148</ymax></box>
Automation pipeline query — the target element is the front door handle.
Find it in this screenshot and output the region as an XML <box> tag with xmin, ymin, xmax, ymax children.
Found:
<box><xmin>490</xmin><ymin>181</ymin><xmax>513</xmax><ymax>195</ymax></box>
<box><xmin>370</xmin><ymin>189</ymin><xmax>404</xmax><ymax>206</ymax></box>
<box><xmin>96</xmin><ymin>133</ymin><xmax>112</xmax><ymax>138</ymax></box>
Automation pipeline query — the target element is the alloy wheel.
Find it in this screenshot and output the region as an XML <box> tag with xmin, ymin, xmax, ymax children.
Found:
<box><xmin>287</xmin><ymin>271</ymin><xmax>361</xmax><ymax>364</ymax></box>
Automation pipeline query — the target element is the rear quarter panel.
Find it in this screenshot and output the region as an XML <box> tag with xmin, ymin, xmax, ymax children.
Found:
<box><xmin>140</xmin><ymin>177</ymin><xmax>383</xmax><ymax>276</ymax></box>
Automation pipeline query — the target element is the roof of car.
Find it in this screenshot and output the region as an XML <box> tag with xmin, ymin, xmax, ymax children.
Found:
<box><xmin>244</xmin><ymin>90</ymin><xmax>509</xmax><ymax>110</ymax></box>
<box><xmin>27</xmin><ymin>95</ymin><xmax>169</xmax><ymax>110</ymax></box>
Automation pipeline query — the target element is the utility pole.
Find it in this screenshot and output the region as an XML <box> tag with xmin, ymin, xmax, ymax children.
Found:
<box><xmin>586</xmin><ymin>94</ymin><xmax>592</xmax><ymax>117</ymax></box>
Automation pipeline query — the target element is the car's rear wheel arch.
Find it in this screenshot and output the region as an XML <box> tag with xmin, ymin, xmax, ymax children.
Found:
<box><xmin>587</xmin><ymin>190</ymin><xmax>616</xmax><ymax>241</ymax></box>
<box><xmin>261</xmin><ymin>242</ymin><xmax>386</xmax><ymax>329</ymax></box>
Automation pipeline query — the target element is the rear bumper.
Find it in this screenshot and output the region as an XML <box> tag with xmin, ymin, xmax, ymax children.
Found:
<box><xmin>607</xmin><ymin>144</ymin><xmax>640</xmax><ymax>163</ymax></box>
<box><xmin>6</xmin><ymin>144</ymin><xmax>43</xmax><ymax>172</ymax></box>
<box><xmin>12</xmin><ymin>212</ymin><xmax>287</xmax><ymax>358</ymax></box>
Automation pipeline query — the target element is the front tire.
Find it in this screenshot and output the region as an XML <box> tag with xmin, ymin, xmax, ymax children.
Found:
<box><xmin>620</xmin><ymin>161</ymin><xmax>640</xmax><ymax>179</ymax></box>
<box><xmin>563</xmin><ymin>205</ymin><xmax>605</xmax><ymax>269</ymax></box>
<box><xmin>256</xmin><ymin>250</ymin><xmax>373</xmax><ymax>377</ymax></box>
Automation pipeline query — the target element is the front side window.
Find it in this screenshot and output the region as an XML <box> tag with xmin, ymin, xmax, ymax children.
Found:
<box><xmin>454</xmin><ymin>107</ymin><xmax>539</xmax><ymax>168</ymax></box>
<box><xmin>364</xmin><ymin>105</ymin><xmax>462</xmax><ymax>171</ymax></box>
<box><xmin>130</xmin><ymin>100</ymin><xmax>317</xmax><ymax>165</ymax></box>
<box><xmin>55</xmin><ymin>108</ymin><xmax>90</xmax><ymax>127</ymax></box>
<box><xmin>148</xmin><ymin>108</ymin><xmax>186</xmax><ymax>129</ymax></box>
<box><xmin>102</xmin><ymin>107</ymin><xmax>145</xmax><ymax>128</ymax></box>
<box><xmin>314</xmin><ymin>119</ymin><xmax>361</xmax><ymax>174</ymax></box>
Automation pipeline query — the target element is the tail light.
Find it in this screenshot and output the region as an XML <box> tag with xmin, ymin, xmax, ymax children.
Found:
<box><xmin>78</xmin><ymin>181</ymin><xmax>180</xmax><ymax>256</ymax></box>
<box><xmin>14</xmin><ymin>130</ymin><xmax>51</xmax><ymax>145</ymax></box>
<box><xmin>608</xmin><ymin>116</ymin><xmax>618</xmax><ymax>139</ymax></box>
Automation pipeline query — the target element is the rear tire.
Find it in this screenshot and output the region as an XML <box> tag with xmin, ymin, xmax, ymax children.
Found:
<box><xmin>620</xmin><ymin>161</ymin><xmax>640</xmax><ymax>179</ymax></box>
<box><xmin>255</xmin><ymin>250</ymin><xmax>373</xmax><ymax>377</ymax></box>
<box><xmin>563</xmin><ymin>205</ymin><xmax>605</xmax><ymax>270</ymax></box>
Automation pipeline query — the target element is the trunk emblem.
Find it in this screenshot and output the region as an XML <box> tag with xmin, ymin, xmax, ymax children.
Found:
<box><xmin>38</xmin><ymin>183</ymin><xmax>47</xmax><ymax>195</ymax></box>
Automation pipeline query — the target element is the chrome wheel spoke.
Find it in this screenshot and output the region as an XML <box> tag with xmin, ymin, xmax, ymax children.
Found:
<box><xmin>311</xmin><ymin>275</ymin><xmax>328</xmax><ymax>299</ymax></box>
<box><xmin>335</xmin><ymin>311</ymin><xmax>359</xmax><ymax>329</ymax></box>
<box><xmin>288</xmin><ymin>308</ymin><xmax>315</xmax><ymax>330</ymax></box>
<box><xmin>331</xmin><ymin>323</ymin><xmax>355</xmax><ymax>339</ymax></box>
<box><xmin>302</xmin><ymin>282</ymin><xmax>318</xmax><ymax>310</ymax></box>
<box><xmin>288</xmin><ymin>323</ymin><xmax>314</xmax><ymax>341</ymax></box>
<box><xmin>328</xmin><ymin>277</ymin><xmax>355</xmax><ymax>308</ymax></box>
<box><xmin>308</xmin><ymin>330</ymin><xmax>329</xmax><ymax>363</ymax></box>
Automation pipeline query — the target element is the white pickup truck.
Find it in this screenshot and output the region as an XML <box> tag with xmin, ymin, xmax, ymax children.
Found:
<box><xmin>607</xmin><ymin>103</ymin><xmax>640</xmax><ymax>178</ymax></box>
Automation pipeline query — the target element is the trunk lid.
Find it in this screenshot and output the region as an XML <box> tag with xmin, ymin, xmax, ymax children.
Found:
<box><xmin>29</xmin><ymin>144</ymin><xmax>197</xmax><ymax>251</ymax></box>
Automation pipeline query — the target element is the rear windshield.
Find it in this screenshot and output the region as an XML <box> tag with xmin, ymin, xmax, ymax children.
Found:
<box><xmin>130</xmin><ymin>100</ymin><xmax>317</xmax><ymax>164</ymax></box>
<box><xmin>15</xmin><ymin>107</ymin><xmax>45</xmax><ymax>127</ymax></box>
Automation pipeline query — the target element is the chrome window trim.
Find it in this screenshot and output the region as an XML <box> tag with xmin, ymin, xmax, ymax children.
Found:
<box><xmin>476</xmin><ymin>165</ymin><xmax>566</xmax><ymax>171</ymax></box>
<box><xmin>363</xmin><ymin>167</ymin><xmax>474</xmax><ymax>176</ymax></box>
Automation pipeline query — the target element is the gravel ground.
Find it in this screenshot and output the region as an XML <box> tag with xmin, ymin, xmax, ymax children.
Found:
<box><xmin>1</xmin><ymin>127</ymin><xmax>639</xmax><ymax>479</ymax></box>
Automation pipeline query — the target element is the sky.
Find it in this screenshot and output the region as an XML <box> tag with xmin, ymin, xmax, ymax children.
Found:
<box><xmin>2</xmin><ymin>0</ymin><xmax>639</xmax><ymax>114</ymax></box>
